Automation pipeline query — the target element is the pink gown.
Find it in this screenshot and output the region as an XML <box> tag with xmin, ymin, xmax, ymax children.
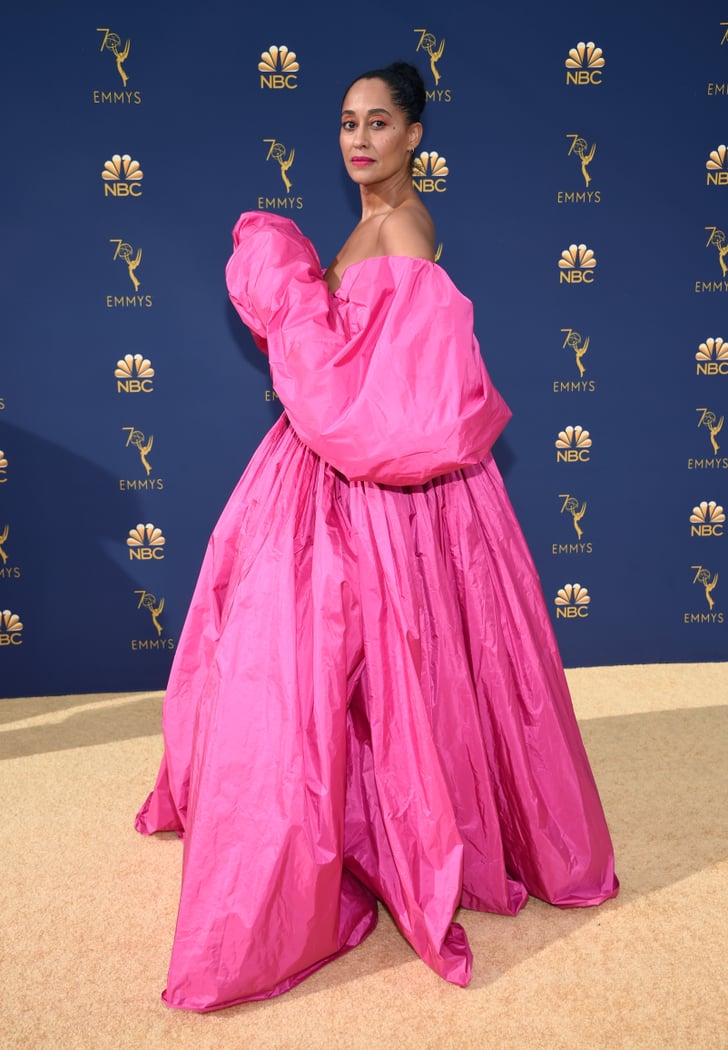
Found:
<box><xmin>135</xmin><ymin>211</ymin><xmax>618</xmax><ymax>1012</ymax></box>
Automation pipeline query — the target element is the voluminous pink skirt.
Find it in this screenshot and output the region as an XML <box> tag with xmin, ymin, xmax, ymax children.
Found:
<box><xmin>136</xmin><ymin>414</ymin><xmax>618</xmax><ymax>1012</ymax></box>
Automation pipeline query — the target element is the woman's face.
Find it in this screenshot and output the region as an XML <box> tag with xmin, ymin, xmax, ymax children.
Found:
<box><xmin>339</xmin><ymin>78</ymin><xmax>420</xmax><ymax>186</ymax></box>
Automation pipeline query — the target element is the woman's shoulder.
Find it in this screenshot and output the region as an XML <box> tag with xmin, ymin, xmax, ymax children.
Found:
<box><xmin>378</xmin><ymin>200</ymin><xmax>435</xmax><ymax>261</ymax></box>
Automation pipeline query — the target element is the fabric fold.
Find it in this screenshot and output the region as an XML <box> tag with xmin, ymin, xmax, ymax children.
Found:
<box><xmin>225</xmin><ymin>211</ymin><xmax>512</xmax><ymax>485</ymax></box>
<box><xmin>136</xmin><ymin>211</ymin><xmax>617</xmax><ymax>1012</ymax></box>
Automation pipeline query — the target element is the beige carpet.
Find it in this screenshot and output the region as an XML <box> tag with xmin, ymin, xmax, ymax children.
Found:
<box><xmin>2</xmin><ymin>663</ymin><xmax>727</xmax><ymax>1049</ymax></box>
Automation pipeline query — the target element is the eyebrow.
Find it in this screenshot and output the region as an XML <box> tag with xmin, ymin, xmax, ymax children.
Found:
<box><xmin>341</xmin><ymin>107</ymin><xmax>393</xmax><ymax>117</ymax></box>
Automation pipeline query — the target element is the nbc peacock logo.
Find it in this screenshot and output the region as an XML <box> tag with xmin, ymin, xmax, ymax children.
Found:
<box><xmin>555</xmin><ymin>425</ymin><xmax>592</xmax><ymax>463</ymax></box>
<box><xmin>559</xmin><ymin>243</ymin><xmax>597</xmax><ymax>284</ymax></box>
<box><xmin>565</xmin><ymin>41</ymin><xmax>604</xmax><ymax>85</ymax></box>
<box><xmin>554</xmin><ymin>583</ymin><xmax>591</xmax><ymax>619</ymax></box>
<box><xmin>707</xmin><ymin>145</ymin><xmax>728</xmax><ymax>187</ymax></box>
<box><xmin>258</xmin><ymin>45</ymin><xmax>299</xmax><ymax>89</ymax></box>
<box><xmin>696</xmin><ymin>337</ymin><xmax>728</xmax><ymax>376</ymax></box>
<box><xmin>690</xmin><ymin>500</ymin><xmax>725</xmax><ymax>537</ymax></box>
<box><xmin>0</xmin><ymin>609</ymin><xmax>23</xmax><ymax>646</ymax></box>
<box><xmin>102</xmin><ymin>154</ymin><xmax>143</xmax><ymax>198</ymax></box>
<box><xmin>411</xmin><ymin>151</ymin><xmax>448</xmax><ymax>193</ymax></box>
<box><xmin>127</xmin><ymin>523</ymin><xmax>166</xmax><ymax>561</ymax></box>
<box><xmin>115</xmin><ymin>354</ymin><xmax>155</xmax><ymax>394</ymax></box>
<box><xmin>0</xmin><ymin>449</ymin><xmax>7</xmax><ymax>483</ymax></box>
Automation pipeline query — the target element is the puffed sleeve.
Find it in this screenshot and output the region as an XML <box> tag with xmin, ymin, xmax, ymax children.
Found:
<box><xmin>226</xmin><ymin>211</ymin><xmax>511</xmax><ymax>485</ymax></box>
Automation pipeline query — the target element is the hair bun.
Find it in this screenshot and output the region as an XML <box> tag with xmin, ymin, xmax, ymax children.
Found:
<box><xmin>387</xmin><ymin>61</ymin><xmax>423</xmax><ymax>82</ymax></box>
<box><xmin>343</xmin><ymin>60</ymin><xmax>426</xmax><ymax>123</ymax></box>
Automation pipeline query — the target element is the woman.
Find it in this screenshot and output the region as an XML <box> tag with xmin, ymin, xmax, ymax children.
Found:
<box><xmin>136</xmin><ymin>62</ymin><xmax>618</xmax><ymax>1013</ymax></box>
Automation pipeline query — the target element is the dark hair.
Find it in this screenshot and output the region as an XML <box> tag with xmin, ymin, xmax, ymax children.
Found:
<box><xmin>342</xmin><ymin>61</ymin><xmax>426</xmax><ymax>124</ymax></box>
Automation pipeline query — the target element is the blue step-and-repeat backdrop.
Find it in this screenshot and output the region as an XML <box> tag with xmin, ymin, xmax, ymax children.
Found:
<box><xmin>1</xmin><ymin>2</ymin><xmax>726</xmax><ymax>697</ymax></box>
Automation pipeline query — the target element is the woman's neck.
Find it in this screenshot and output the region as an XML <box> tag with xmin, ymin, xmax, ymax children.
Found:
<box><xmin>358</xmin><ymin>169</ymin><xmax>415</xmax><ymax>220</ymax></box>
